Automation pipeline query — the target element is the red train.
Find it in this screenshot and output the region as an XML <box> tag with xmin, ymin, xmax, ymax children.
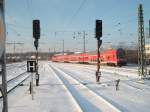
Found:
<box><xmin>51</xmin><ymin>48</ymin><xmax>127</xmax><ymax>66</ymax></box>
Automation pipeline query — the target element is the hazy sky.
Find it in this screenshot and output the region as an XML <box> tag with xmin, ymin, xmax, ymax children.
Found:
<box><xmin>5</xmin><ymin>0</ymin><xmax>150</xmax><ymax>53</ymax></box>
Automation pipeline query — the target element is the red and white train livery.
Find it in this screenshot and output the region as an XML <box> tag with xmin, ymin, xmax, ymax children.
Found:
<box><xmin>51</xmin><ymin>48</ymin><xmax>127</xmax><ymax>66</ymax></box>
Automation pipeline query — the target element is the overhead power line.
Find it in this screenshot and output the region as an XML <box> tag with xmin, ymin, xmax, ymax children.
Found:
<box><xmin>26</xmin><ymin>0</ymin><xmax>33</xmax><ymax>20</ymax></box>
<box><xmin>6</xmin><ymin>22</ymin><xmax>31</xmax><ymax>29</ymax></box>
<box><xmin>69</xmin><ymin>0</ymin><xmax>87</xmax><ymax>24</ymax></box>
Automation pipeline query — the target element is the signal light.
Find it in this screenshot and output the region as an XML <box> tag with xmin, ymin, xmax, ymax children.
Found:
<box><xmin>33</xmin><ymin>20</ymin><xmax>40</xmax><ymax>39</ymax></box>
<box><xmin>95</xmin><ymin>20</ymin><xmax>102</xmax><ymax>39</ymax></box>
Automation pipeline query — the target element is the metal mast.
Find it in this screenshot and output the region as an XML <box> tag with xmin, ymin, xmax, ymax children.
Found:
<box><xmin>95</xmin><ymin>20</ymin><xmax>102</xmax><ymax>83</ymax></box>
<box><xmin>83</xmin><ymin>31</ymin><xmax>86</xmax><ymax>53</ymax></box>
<box><xmin>62</xmin><ymin>40</ymin><xmax>64</xmax><ymax>55</ymax></box>
<box><xmin>138</xmin><ymin>4</ymin><xmax>147</xmax><ymax>78</ymax></box>
<box><xmin>0</xmin><ymin>0</ymin><xmax>8</xmax><ymax>111</ymax></box>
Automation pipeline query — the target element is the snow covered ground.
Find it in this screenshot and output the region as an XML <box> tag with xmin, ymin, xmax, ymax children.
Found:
<box><xmin>0</xmin><ymin>61</ymin><xmax>26</xmax><ymax>84</ymax></box>
<box><xmin>1</xmin><ymin>62</ymin><xmax>82</xmax><ymax>112</ymax></box>
<box><xmin>52</xmin><ymin>62</ymin><xmax>150</xmax><ymax>112</ymax></box>
<box><xmin>0</xmin><ymin>61</ymin><xmax>150</xmax><ymax>112</ymax></box>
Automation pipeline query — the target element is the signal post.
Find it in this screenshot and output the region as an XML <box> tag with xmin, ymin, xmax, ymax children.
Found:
<box><xmin>95</xmin><ymin>20</ymin><xmax>102</xmax><ymax>83</ymax></box>
<box><xmin>33</xmin><ymin>20</ymin><xmax>40</xmax><ymax>86</ymax></box>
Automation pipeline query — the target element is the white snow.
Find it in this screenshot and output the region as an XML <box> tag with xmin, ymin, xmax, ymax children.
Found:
<box><xmin>4</xmin><ymin>62</ymin><xmax>82</xmax><ymax>112</ymax></box>
<box><xmin>52</xmin><ymin>62</ymin><xmax>150</xmax><ymax>112</ymax></box>
<box><xmin>0</xmin><ymin>61</ymin><xmax>150</xmax><ymax>112</ymax></box>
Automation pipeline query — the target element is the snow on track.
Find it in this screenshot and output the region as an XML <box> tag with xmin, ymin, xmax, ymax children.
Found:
<box><xmin>0</xmin><ymin>62</ymin><xmax>27</xmax><ymax>84</ymax></box>
<box><xmin>7</xmin><ymin>62</ymin><xmax>83</xmax><ymax>112</ymax></box>
<box><xmin>0</xmin><ymin>72</ymin><xmax>31</xmax><ymax>98</ymax></box>
<box><xmin>50</xmin><ymin>63</ymin><xmax>121</xmax><ymax>112</ymax></box>
<box><xmin>1</xmin><ymin>61</ymin><xmax>150</xmax><ymax>112</ymax></box>
<box><xmin>48</xmin><ymin>65</ymin><xmax>83</xmax><ymax>112</ymax></box>
<box><xmin>52</xmin><ymin>62</ymin><xmax>150</xmax><ymax>112</ymax></box>
<box><xmin>54</xmin><ymin>63</ymin><xmax>139</xmax><ymax>78</ymax></box>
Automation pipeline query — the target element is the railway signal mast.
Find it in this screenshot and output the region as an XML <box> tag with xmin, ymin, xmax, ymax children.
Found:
<box><xmin>33</xmin><ymin>20</ymin><xmax>40</xmax><ymax>86</ymax></box>
<box><xmin>138</xmin><ymin>4</ymin><xmax>147</xmax><ymax>78</ymax></box>
<box><xmin>95</xmin><ymin>20</ymin><xmax>102</xmax><ymax>82</ymax></box>
<box><xmin>0</xmin><ymin>0</ymin><xmax>8</xmax><ymax>112</ymax></box>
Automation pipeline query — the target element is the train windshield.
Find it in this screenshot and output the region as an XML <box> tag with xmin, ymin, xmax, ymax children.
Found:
<box><xmin>117</xmin><ymin>48</ymin><xmax>125</xmax><ymax>59</ymax></box>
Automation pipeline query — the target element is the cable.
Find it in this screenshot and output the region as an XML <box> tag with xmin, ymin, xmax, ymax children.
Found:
<box><xmin>6</xmin><ymin>22</ymin><xmax>31</xmax><ymax>29</ymax></box>
<box><xmin>7</xmin><ymin>26</ymin><xmax>20</xmax><ymax>36</ymax></box>
<box><xmin>26</xmin><ymin>0</ymin><xmax>33</xmax><ymax>20</ymax></box>
<box><xmin>68</xmin><ymin>0</ymin><xmax>87</xmax><ymax>24</ymax></box>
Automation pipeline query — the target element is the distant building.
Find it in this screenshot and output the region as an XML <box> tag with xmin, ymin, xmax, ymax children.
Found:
<box><xmin>145</xmin><ymin>44</ymin><xmax>150</xmax><ymax>64</ymax></box>
<box><xmin>125</xmin><ymin>49</ymin><xmax>138</xmax><ymax>64</ymax></box>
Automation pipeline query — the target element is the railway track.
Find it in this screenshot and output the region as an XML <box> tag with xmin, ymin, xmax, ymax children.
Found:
<box><xmin>82</xmin><ymin>66</ymin><xmax>150</xmax><ymax>88</ymax></box>
<box><xmin>0</xmin><ymin>72</ymin><xmax>31</xmax><ymax>98</ymax></box>
<box><xmin>49</xmin><ymin>63</ymin><xmax>121</xmax><ymax>112</ymax></box>
<box><xmin>60</xmin><ymin>63</ymin><xmax>140</xmax><ymax>79</ymax></box>
<box><xmin>56</xmin><ymin>63</ymin><xmax>150</xmax><ymax>91</ymax></box>
<box><xmin>5</xmin><ymin>62</ymin><xmax>26</xmax><ymax>70</ymax></box>
<box><xmin>0</xmin><ymin>63</ymin><xmax>27</xmax><ymax>82</ymax></box>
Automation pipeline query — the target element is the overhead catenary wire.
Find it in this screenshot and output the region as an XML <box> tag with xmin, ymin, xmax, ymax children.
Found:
<box><xmin>26</xmin><ymin>0</ymin><xmax>34</xmax><ymax>20</ymax></box>
<box><xmin>68</xmin><ymin>0</ymin><xmax>87</xmax><ymax>25</ymax></box>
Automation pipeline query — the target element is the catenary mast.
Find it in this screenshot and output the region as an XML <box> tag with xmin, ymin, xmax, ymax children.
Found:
<box><xmin>138</xmin><ymin>4</ymin><xmax>147</xmax><ymax>78</ymax></box>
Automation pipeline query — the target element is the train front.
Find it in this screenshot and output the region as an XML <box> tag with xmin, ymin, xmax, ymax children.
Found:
<box><xmin>116</xmin><ymin>48</ymin><xmax>127</xmax><ymax>66</ymax></box>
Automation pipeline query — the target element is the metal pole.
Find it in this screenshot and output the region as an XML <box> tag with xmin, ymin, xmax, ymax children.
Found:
<box><xmin>54</xmin><ymin>48</ymin><xmax>55</xmax><ymax>53</ymax></box>
<box><xmin>149</xmin><ymin>20</ymin><xmax>150</xmax><ymax>38</ymax></box>
<box><xmin>49</xmin><ymin>48</ymin><xmax>50</xmax><ymax>55</ymax></box>
<box><xmin>36</xmin><ymin>42</ymin><xmax>39</xmax><ymax>86</ymax></box>
<box><xmin>13</xmin><ymin>41</ymin><xmax>15</xmax><ymax>54</ymax></box>
<box><xmin>96</xmin><ymin>39</ymin><xmax>101</xmax><ymax>82</ymax></box>
<box><xmin>0</xmin><ymin>0</ymin><xmax>8</xmax><ymax>111</ymax></box>
<box><xmin>31</xmin><ymin>73</ymin><xmax>34</xmax><ymax>100</ymax></box>
<box><xmin>1</xmin><ymin>53</ymin><xmax>8</xmax><ymax>112</ymax></box>
<box><xmin>62</xmin><ymin>40</ymin><xmax>64</xmax><ymax>55</ymax></box>
<box><xmin>95</xmin><ymin>19</ymin><xmax>102</xmax><ymax>83</ymax></box>
<box><xmin>48</xmin><ymin>48</ymin><xmax>50</xmax><ymax>60</ymax></box>
<box><xmin>82</xmin><ymin>31</ymin><xmax>86</xmax><ymax>63</ymax></box>
<box><xmin>138</xmin><ymin>4</ymin><xmax>147</xmax><ymax>78</ymax></box>
<box><xmin>83</xmin><ymin>31</ymin><xmax>86</xmax><ymax>53</ymax></box>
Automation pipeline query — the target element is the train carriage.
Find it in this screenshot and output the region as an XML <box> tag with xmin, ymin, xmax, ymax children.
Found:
<box><xmin>51</xmin><ymin>48</ymin><xmax>127</xmax><ymax>66</ymax></box>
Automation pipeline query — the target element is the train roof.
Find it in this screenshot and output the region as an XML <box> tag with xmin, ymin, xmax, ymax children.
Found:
<box><xmin>52</xmin><ymin>48</ymin><xmax>125</xmax><ymax>57</ymax></box>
